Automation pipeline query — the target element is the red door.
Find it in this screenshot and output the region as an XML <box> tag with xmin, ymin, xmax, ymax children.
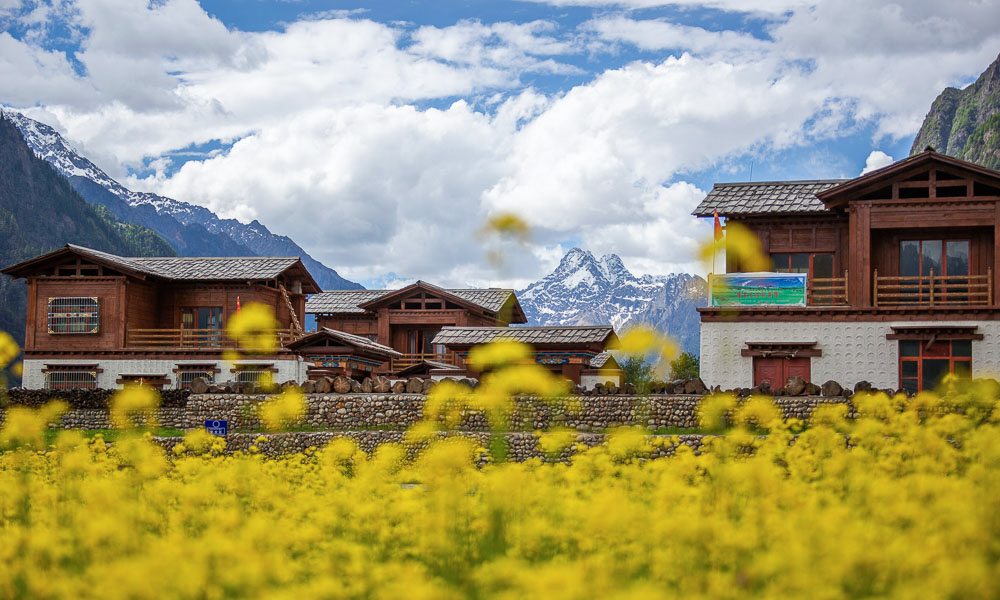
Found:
<box><xmin>753</xmin><ymin>357</ymin><xmax>810</xmax><ymax>387</ymax></box>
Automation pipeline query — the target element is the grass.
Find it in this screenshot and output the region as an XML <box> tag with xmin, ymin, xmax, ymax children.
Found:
<box><xmin>44</xmin><ymin>427</ymin><xmax>186</xmax><ymax>444</ymax></box>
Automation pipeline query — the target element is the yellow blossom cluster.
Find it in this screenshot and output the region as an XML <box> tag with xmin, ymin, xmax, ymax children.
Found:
<box><xmin>1</xmin><ymin>384</ymin><xmax>999</xmax><ymax>598</ymax></box>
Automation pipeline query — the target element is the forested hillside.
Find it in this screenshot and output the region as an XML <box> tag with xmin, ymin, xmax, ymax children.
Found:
<box><xmin>0</xmin><ymin>114</ymin><xmax>175</xmax><ymax>344</ymax></box>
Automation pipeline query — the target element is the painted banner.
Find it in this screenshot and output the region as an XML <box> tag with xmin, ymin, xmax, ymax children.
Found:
<box><xmin>710</xmin><ymin>272</ymin><xmax>807</xmax><ymax>307</ymax></box>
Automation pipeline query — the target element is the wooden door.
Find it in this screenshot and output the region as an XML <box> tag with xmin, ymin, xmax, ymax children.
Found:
<box><xmin>753</xmin><ymin>357</ymin><xmax>811</xmax><ymax>387</ymax></box>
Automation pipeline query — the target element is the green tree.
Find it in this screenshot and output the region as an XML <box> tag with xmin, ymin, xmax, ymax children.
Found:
<box><xmin>621</xmin><ymin>356</ymin><xmax>653</xmax><ymax>394</ymax></box>
<box><xmin>669</xmin><ymin>352</ymin><xmax>700</xmax><ymax>380</ymax></box>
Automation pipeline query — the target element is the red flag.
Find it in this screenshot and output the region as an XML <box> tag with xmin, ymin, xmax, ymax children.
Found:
<box><xmin>713</xmin><ymin>209</ymin><xmax>723</xmax><ymax>242</ymax></box>
<box><xmin>236</xmin><ymin>296</ymin><xmax>241</xmax><ymax>313</ymax></box>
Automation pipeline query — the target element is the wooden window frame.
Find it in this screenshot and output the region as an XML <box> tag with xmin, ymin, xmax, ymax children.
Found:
<box><xmin>47</xmin><ymin>297</ymin><xmax>100</xmax><ymax>334</ymax></box>
<box><xmin>770</xmin><ymin>253</ymin><xmax>835</xmax><ymax>279</ymax></box>
<box><xmin>899</xmin><ymin>238</ymin><xmax>971</xmax><ymax>278</ymax></box>
<box><xmin>898</xmin><ymin>339</ymin><xmax>972</xmax><ymax>393</ymax></box>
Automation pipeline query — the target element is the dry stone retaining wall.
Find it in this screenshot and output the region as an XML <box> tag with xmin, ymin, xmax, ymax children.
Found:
<box><xmin>151</xmin><ymin>431</ymin><xmax>710</xmax><ymax>462</ymax></box>
<box><xmin>1</xmin><ymin>393</ymin><xmax>857</xmax><ymax>433</ymax></box>
<box><xmin>186</xmin><ymin>393</ymin><xmax>856</xmax><ymax>432</ymax></box>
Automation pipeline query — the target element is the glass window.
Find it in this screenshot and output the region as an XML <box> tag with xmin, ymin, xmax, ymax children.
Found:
<box><xmin>946</xmin><ymin>241</ymin><xmax>969</xmax><ymax>276</ymax></box>
<box><xmin>899</xmin><ymin>339</ymin><xmax>973</xmax><ymax>392</ymax></box>
<box><xmin>789</xmin><ymin>254</ymin><xmax>810</xmax><ymax>273</ymax></box>
<box><xmin>921</xmin><ymin>240</ymin><xmax>942</xmax><ymax>276</ymax></box>
<box><xmin>812</xmin><ymin>254</ymin><xmax>834</xmax><ymax>279</ymax></box>
<box><xmin>771</xmin><ymin>253</ymin><xmax>790</xmax><ymax>272</ymax></box>
<box><xmin>900</xmin><ymin>241</ymin><xmax>920</xmax><ymax>277</ymax></box>
<box><xmin>921</xmin><ymin>359</ymin><xmax>949</xmax><ymax>391</ymax></box>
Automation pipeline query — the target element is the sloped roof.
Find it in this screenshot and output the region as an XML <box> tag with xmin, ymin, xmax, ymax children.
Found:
<box><xmin>589</xmin><ymin>352</ymin><xmax>618</xmax><ymax>369</ymax></box>
<box><xmin>306</xmin><ymin>288</ymin><xmax>517</xmax><ymax>314</ymax></box>
<box><xmin>432</xmin><ymin>326</ymin><xmax>617</xmax><ymax>347</ymax></box>
<box><xmin>2</xmin><ymin>244</ymin><xmax>320</xmax><ymax>291</ymax></box>
<box><xmin>692</xmin><ymin>180</ymin><xmax>846</xmax><ymax>217</ymax></box>
<box><xmin>285</xmin><ymin>327</ymin><xmax>402</xmax><ymax>358</ymax></box>
<box><xmin>394</xmin><ymin>359</ymin><xmax>463</xmax><ymax>377</ymax></box>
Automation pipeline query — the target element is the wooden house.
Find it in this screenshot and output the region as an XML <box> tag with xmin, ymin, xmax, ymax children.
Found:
<box><xmin>430</xmin><ymin>326</ymin><xmax>621</xmax><ymax>386</ymax></box>
<box><xmin>304</xmin><ymin>281</ymin><xmax>526</xmax><ymax>373</ymax></box>
<box><xmin>2</xmin><ymin>244</ymin><xmax>320</xmax><ymax>389</ymax></box>
<box><xmin>693</xmin><ymin>150</ymin><xmax>1000</xmax><ymax>392</ymax></box>
<box><xmin>284</xmin><ymin>328</ymin><xmax>402</xmax><ymax>381</ymax></box>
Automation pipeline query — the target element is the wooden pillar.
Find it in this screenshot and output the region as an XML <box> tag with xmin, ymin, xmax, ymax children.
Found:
<box><xmin>118</xmin><ymin>279</ymin><xmax>127</xmax><ymax>349</ymax></box>
<box><xmin>994</xmin><ymin>203</ymin><xmax>1000</xmax><ymax>306</ymax></box>
<box><xmin>848</xmin><ymin>204</ymin><xmax>872</xmax><ymax>307</ymax></box>
<box><xmin>377</xmin><ymin>307</ymin><xmax>391</xmax><ymax>347</ymax></box>
<box><xmin>25</xmin><ymin>279</ymin><xmax>37</xmax><ymax>349</ymax></box>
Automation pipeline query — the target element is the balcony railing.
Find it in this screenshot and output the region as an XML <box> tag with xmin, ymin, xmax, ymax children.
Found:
<box><xmin>807</xmin><ymin>272</ymin><xmax>849</xmax><ymax>306</ymax></box>
<box><xmin>874</xmin><ymin>269</ymin><xmax>993</xmax><ymax>307</ymax></box>
<box><xmin>125</xmin><ymin>328</ymin><xmax>300</xmax><ymax>349</ymax></box>
<box><xmin>389</xmin><ymin>352</ymin><xmax>458</xmax><ymax>372</ymax></box>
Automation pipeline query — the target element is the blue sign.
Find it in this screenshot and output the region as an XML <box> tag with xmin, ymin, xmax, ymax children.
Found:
<box><xmin>204</xmin><ymin>419</ymin><xmax>228</xmax><ymax>436</ymax></box>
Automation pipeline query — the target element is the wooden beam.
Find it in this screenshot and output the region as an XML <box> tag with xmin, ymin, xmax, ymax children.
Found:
<box><xmin>994</xmin><ymin>203</ymin><xmax>1000</xmax><ymax>306</ymax></box>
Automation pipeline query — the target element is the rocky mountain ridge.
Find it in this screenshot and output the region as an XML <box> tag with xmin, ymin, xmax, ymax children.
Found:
<box><xmin>911</xmin><ymin>52</ymin><xmax>1000</xmax><ymax>169</ymax></box>
<box><xmin>517</xmin><ymin>248</ymin><xmax>706</xmax><ymax>355</ymax></box>
<box><xmin>5</xmin><ymin>111</ymin><xmax>361</xmax><ymax>290</ymax></box>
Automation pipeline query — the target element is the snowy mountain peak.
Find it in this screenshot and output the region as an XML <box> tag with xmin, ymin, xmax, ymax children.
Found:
<box><xmin>3</xmin><ymin>110</ymin><xmax>361</xmax><ymax>290</ymax></box>
<box><xmin>517</xmin><ymin>248</ymin><xmax>707</xmax><ymax>354</ymax></box>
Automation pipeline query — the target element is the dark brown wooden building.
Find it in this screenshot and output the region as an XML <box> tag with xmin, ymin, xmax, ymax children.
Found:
<box><xmin>305</xmin><ymin>281</ymin><xmax>526</xmax><ymax>373</ymax></box>
<box><xmin>284</xmin><ymin>328</ymin><xmax>402</xmax><ymax>381</ymax></box>
<box><xmin>2</xmin><ymin>244</ymin><xmax>320</xmax><ymax>389</ymax></box>
<box><xmin>694</xmin><ymin>150</ymin><xmax>1000</xmax><ymax>392</ymax></box>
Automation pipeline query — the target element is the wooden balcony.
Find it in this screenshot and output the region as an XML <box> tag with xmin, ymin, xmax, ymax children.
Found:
<box><xmin>389</xmin><ymin>352</ymin><xmax>458</xmax><ymax>372</ymax></box>
<box><xmin>874</xmin><ymin>269</ymin><xmax>993</xmax><ymax>307</ymax></box>
<box><xmin>125</xmin><ymin>328</ymin><xmax>300</xmax><ymax>349</ymax></box>
<box><xmin>807</xmin><ymin>272</ymin><xmax>848</xmax><ymax>306</ymax></box>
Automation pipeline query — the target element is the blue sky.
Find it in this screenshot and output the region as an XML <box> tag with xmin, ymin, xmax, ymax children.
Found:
<box><xmin>1</xmin><ymin>0</ymin><xmax>998</xmax><ymax>288</ymax></box>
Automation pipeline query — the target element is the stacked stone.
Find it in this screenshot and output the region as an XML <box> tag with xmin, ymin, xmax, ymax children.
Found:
<box><xmin>6</xmin><ymin>387</ymin><xmax>190</xmax><ymax>408</ymax></box>
<box><xmin>151</xmin><ymin>431</ymin><xmax>712</xmax><ymax>463</ymax></box>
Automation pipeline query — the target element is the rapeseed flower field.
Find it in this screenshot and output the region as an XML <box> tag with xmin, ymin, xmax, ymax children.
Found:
<box><xmin>2</xmin><ymin>380</ymin><xmax>999</xmax><ymax>599</ymax></box>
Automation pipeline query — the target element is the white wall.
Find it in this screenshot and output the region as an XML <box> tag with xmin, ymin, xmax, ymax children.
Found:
<box><xmin>581</xmin><ymin>373</ymin><xmax>621</xmax><ymax>388</ymax></box>
<box><xmin>21</xmin><ymin>357</ymin><xmax>306</xmax><ymax>390</ymax></box>
<box><xmin>700</xmin><ymin>320</ymin><xmax>1000</xmax><ymax>389</ymax></box>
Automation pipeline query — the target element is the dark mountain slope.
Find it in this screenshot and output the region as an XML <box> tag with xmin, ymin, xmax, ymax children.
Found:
<box><xmin>911</xmin><ymin>53</ymin><xmax>1000</xmax><ymax>169</ymax></box>
<box><xmin>0</xmin><ymin>113</ymin><xmax>175</xmax><ymax>344</ymax></box>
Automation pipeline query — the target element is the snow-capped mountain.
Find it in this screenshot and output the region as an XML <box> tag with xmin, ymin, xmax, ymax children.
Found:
<box><xmin>517</xmin><ymin>248</ymin><xmax>706</xmax><ymax>354</ymax></box>
<box><xmin>5</xmin><ymin>111</ymin><xmax>361</xmax><ymax>290</ymax></box>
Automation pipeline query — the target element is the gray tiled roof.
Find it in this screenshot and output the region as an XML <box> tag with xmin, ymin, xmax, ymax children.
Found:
<box><xmin>288</xmin><ymin>328</ymin><xmax>402</xmax><ymax>358</ymax></box>
<box><xmin>431</xmin><ymin>326</ymin><xmax>615</xmax><ymax>347</ymax></box>
<box><xmin>68</xmin><ymin>244</ymin><xmax>301</xmax><ymax>281</ymax></box>
<box><xmin>589</xmin><ymin>352</ymin><xmax>614</xmax><ymax>368</ymax></box>
<box><xmin>305</xmin><ymin>288</ymin><xmax>515</xmax><ymax>314</ymax></box>
<box><xmin>691</xmin><ymin>180</ymin><xmax>847</xmax><ymax>217</ymax></box>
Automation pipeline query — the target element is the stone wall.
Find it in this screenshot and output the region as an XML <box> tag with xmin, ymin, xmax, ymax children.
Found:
<box><xmin>0</xmin><ymin>407</ymin><xmax>189</xmax><ymax>430</ymax></box>
<box><xmin>151</xmin><ymin>431</ymin><xmax>710</xmax><ymax>462</ymax></box>
<box><xmin>1</xmin><ymin>393</ymin><xmax>857</xmax><ymax>433</ymax></box>
<box><xmin>186</xmin><ymin>393</ymin><xmax>855</xmax><ymax>432</ymax></box>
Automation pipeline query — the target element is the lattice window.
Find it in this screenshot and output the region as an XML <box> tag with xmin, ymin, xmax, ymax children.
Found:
<box><xmin>48</xmin><ymin>297</ymin><xmax>100</xmax><ymax>334</ymax></box>
<box><xmin>177</xmin><ymin>371</ymin><xmax>215</xmax><ymax>389</ymax></box>
<box><xmin>234</xmin><ymin>370</ymin><xmax>268</xmax><ymax>384</ymax></box>
<box><xmin>46</xmin><ymin>370</ymin><xmax>97</xmax><ymax>390</ymax></box>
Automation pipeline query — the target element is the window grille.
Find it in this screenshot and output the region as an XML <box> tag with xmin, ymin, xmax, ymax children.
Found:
<box><xmin>177</xmin><ymin>371</ymin><xmax>215</xmax><ymax>389</ymax></box>
<box><xmin>46</xmin><ymin>370</ymin><xmax>98</xmax><ymax>390</ymax></box>
<box><xmin>48</xmin><ymin>297</ymin><xmax>100</xmax><ymax>334</ymax></box>
<box><xmin>234</xmin><ymin>370</ymin><xmax>268</xmax><ymax>384</ymax></box>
